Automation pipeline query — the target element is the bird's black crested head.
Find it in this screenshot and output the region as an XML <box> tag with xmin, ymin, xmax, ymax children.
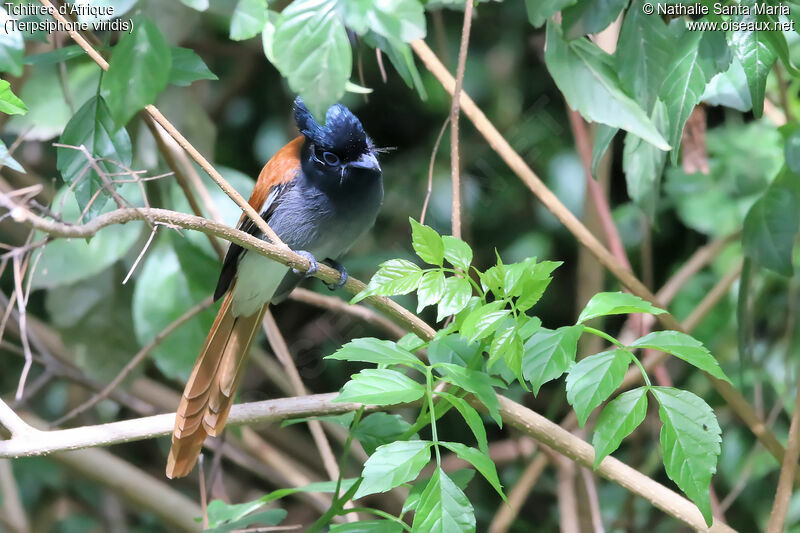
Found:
<box><xmin>294</xmin><ymin>97</ymin><xmax>371</xmax><ymax>161</ymax></box>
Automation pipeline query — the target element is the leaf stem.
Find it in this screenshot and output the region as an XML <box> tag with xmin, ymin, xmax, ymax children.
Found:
<box><xmin>426</xmin><ymin>368</ymin><xmax>441</xmax><ymax>466</ymax></box>
<box><xmin>342</xmin><ymin>508</ymin><xmax>412</xmax><ymax>531</ymax></box>
<box><xmin>583</xmin><ymin>326</ymin><xmax>651</xmax><ymax>386</ymax></box>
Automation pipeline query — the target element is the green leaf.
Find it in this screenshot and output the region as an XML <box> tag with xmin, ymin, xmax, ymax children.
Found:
<box><xmin>436</xmin><ymin>276</ymin><xmax>473</xmax><ymax>321</ymax></box>
<box><xmin>403</xmin><ymin>469</ymin><xmax>474</xmax><ymax>515</ymax></box>
<box><xmin>522</xmin><ymin>325</ymin><xmax>582</xmax><ymax>395</ymax></box>
<box><xmin>561</xmin><ymin>0</ymin><xmax>627</xmax><ymax>39</ymax></box>
<box><xmin>398</xmin><ymin>332</ymin><xmax>425</xmax><ymax>352</ymax></box>
<box><xmin>525</xmin><ymin>0</ymin><xmax>576</xmax><ymax>27</ymax></box>
<box><xmin>330</xmin><ymin>521</ymin><xmax>403</xmax><ymax>533</ymax></box>
<box><xmin>0</xmin><ymin>139</ymin><xmax>23</xmax><ymax>172</ymax></box>
<box><xmin>786</xmin><ymin>129</ymin><xmax>800</xmax><ymax>175</ymax></box>
<box><xmin>206</xmin><ymin>501</ymin><xmax>286</xmax><ymax>533</ymax></box>
<box><xmin>439</xmin><ymin>442</ymin><xmax>505</xmax><ymax>500</ymax></box>
<box><xmin>459</xmin><ymin>301</ymin><xmax>510</xmax><ymax>343</ymax></box>
<box><xmin>544</xmin><ymin>21</ymin><xmax>669</xmax><ymax>151</ymax></box>
<box><xmin>410</xmin><ymin>218</ymin><xmax>444</xmax><ymax>265</ymax></box>
<box><xmin>352</xmin><ymin>259</ymin><xmax>423</xmax><ymax>303</ymax></box>
<box><xmin>168</xmin><ymin>47</ymin><xmax>218</xmax><ymax>87</ymax></box>
<box><xmin>566</xmin><ymin>349</ymin><xmax>631</xmax><ymax>426</ymax></box>
<box><xmin>622</xmin><ymin>99</ymin><xmax>669</xmax><ymax>219</ymax></box>
<box><xmin>438</xmin><ymin>391</ymin><xmax>489</xmax><ymax>454</ymax></box>
<box><xmin>652</xmin><ymin>387</ymin><xmax>721</xmax><ymax>526</ymax></box>
<box><xmin>326</xmin><ymin>337</ymin><xmax>422</xmax><ymax>367</ymax></box>
<box><xmin>0</xmin><ymin>6</ymin><xmax>24</xmax><ymax>76</ymax></box>
<box><xmin>104</xmin><ymin>17</ymin><xmax>171</xmax><ymax>126</ymax></box>
<box><xmin>0</xmin><ymin>79</ymin><xmax>26</xmax><ymax>115</ymax></box>
<box><xmin>591</xmin><ymin>124</ymin><xmax>618</xmax><ymax>177</ymax></box>
<box><xmin>578</xmin><ymin>292</ymin><xmax>665</xmax><ymax>323</ymax></box>
<box><xmin>592</xmin><ymin>387</ymin><xmax>648</xmax><ymax>468</ymax></box>
<box><xmin>272</xmin><ymin>0</ymin><xmax>351</xmax><ymax>120</ymax></box>
<box><xmin>659</xmin><ymin>29</ymin><xmax>731</xmax><ymax>162</ymax></box>
<box><xmin>631</xmin><ymin>331</ymin><xmax>730</xmax><ymax>382</ymax></box>
<box><xmin>230</xmin><ymin>0</ymin><xmax>268</xmax><ymax>41</ymax></box>
<box><xmin>488</xmin><ymin>325</ymin><xmax>525</xmax><ymax>385</ymax></box>
<box><xmin>23</xmin><ymin>45</ymin><xmax>88</xmax><ymax>66</ymax></box>
<box><xmin>411</xmin><ymin>468</ymin><xmax>475</xmax><ymax>533</ymax></box>
<box><xmin>354</xmin><ymin>440</ymin><xmax>431</xmax><ymax>499</ymax></box>
<box><xmin>362</xmin><ymin>31</ymin><xmax>427</xmax><ymax>98</ymax></box>
<box><xmin>417</xmin><ymin>270</ymin><xmax>446</xmax><ymax>313</ymax></box>
<box><xmin>56</xmin><ymin>95</ymin><xmax>133</xmax><ymax>219</ymax></box>
<box><xmin>728</xmin><ymin>0</ymin><xmax>777</xmax><ymax>118</ymax></box>
<box><xmin>742</xmin><ymin>181</ymin><xmax>800</xmax><ymax>276</ymax></box>
<box><xmin>442</xmin><ymin>235</ymin><xmax>473</xmax><ymax>271</ymax></box>
<box><xmin>438</xmin><ymin>363</ymin><xmax>502</xmax><ymax>426</ymax></box>
<box><xmin>333</xmin><ymin>369</ymin><xmax>425</xmax><ymax>405</ymax></box>
<box><xmin>180</xmin><ymin>0</ymin><xmax>208</xmax><ymax>10</ymax></box>
<box><xmin>514</xmin><ymin>261</ymin><xmax>560</xmax><ymax>312</ymax></box>
<box><xmin>352</xmin><ymin>413</ymin><xmax>415</xmax><ymax>455</ymax></box>
<box><xmin>341</xmin><ymin>0</ymin><xmax>426</xmax><ymax>42</ymax></box>
<box><xmin>427</xmin><ymin>333</ymin><xmax>481</xmax><ymax>367</ymax></box>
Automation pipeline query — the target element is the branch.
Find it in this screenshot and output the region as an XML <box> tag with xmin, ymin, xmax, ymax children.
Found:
<box><xmin>766</xmin><ymin>380</ymin><xmax>800</xmax><ymax>532</ymax></box>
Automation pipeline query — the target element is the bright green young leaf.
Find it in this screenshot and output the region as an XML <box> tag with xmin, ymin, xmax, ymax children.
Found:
<box><xmin>566</xmin><ymin>349</ymin><xmax>631</xmax><ymax>426</ymax></box>
<box><xmin>561</xmin><ymin>0</ymin><xmax>627</xmax><ymax>39</ymax></box>
<box><xmin>742</xmin><ymin>181</ymin><xmax>800</xmax><ymax>276</ymax></box>
<box><xmin>0</xmin><ymin>7</ymin><xmax>24</xmax><ymax>76</ymax></box>
<box><xmin>427</xmin><ymin>333</ymin><xmax>481</xmax><ymax>367</ymax></box>
<box><xmin>660</xmin><ymin>29</ymin><xmax>731</xmax><ymax>161</ymax></box>
<box><xmin>411</xmin><ymin>468</ymin><xmax>475</xmax><ymax>533</ymax></box>
<box><xmin>578</xmin><ymin>292</ymin><xmax>665</xmax><ymax>323</ymax></box>
<box><xmin>652</xmin><ymin>387</ymin><xmax>722</xmax><ymax>526</ymax></box>
<box><xmin>439</xmin><ymin>441</ymin><xmax>505</xmax><ymax>500</ymax></box>
<box><xmin>0</xmin><ymin>139</ymin><xmax>23</xmax><ymax>172</ymax></box>
<box><xmin>525</xmin><ymin>0</ymin><xmax>576</xmax><ymax>27</ymax></box>
<box><xmin>630</xmin><ymin>331</ymin><xmax>730</xmax><ymax>382</ymax></box>
<box><xmin>230</xmin><ymin>0</ymin><xmax>267</xmax><ymax>41</ymax></box>
<box><xmin>622</xmin><ymin>99</ymin><xmax>669</xmax><ymax>219</ymax></box>
<box><xmin>728</xmin><ymin>0</ymin><xmax>777</xmax><ymax>118</ymax></box>
<box><xmin>460</xmin><ymin>301</ymin><xmax>510</xmax><ymax>343</ymax></box>
<box><xmin>333</xmin><ymin>369</ymin><xmax>425</xmax><ymax>405</ymax></box>
<box><xmin>522</xmin><ymin>325</ymin><xmax>582</xmax><ymax>395</ymax></box>
<box><xmin>56</xmin><ymin>95</ymin><xmax>133</xmax><ymax>219</ymax></box>
<box><xmin>168</xmin><ymin>47</ymin><xmax>218</xmax><ymax>87</ymax></box>
<box><xmin>442</xmin><ymin>235</ymin><xmax>473</xmax><ymax>271</ymax></box>
<box><xmin>272</xmin><ymin>0</ymin><xmax>351</xmax><ymax>120</ymax></box>
<box><xmin>330</xmin><ymin>521</ymin><xmax>403</xmax><ymax>533</ymax></box>
<box><xmin>438</xmin><ymin>391</ymin><xmax>489</xmax><ymax>454</ymax></box>
<box><xmin>103</xmin><ymin>17</ymin><xmax>171</xmax><ymax>126</ymax></box>
<box><xmin>403</xmin><ymin>470</ymin><xmax>475</xmax><ymax>515</ymax></box>
<box><xmin>352</xmin><ymin>412</ymin><xmax>415</xmax><ymax>455</ymax></box>
<box><xmin>410</xmin><ymin>218</ymin><xmax>444</xmax><ymax>265</ymax></box>
<box><xmin>488</xmin><ymin>325</ymin><xmax>519</xmax><ymax>368</ymax></box>
<box><xmin>514</xmin><ymin>261</ymin><xmax>561</xmax><ymax>312</ymax></box>
<box><xmin>326</xmin><ymin>337</ymin><xmax>422</xmax><ymax>367</ymax></box>
<box><xmin>0</xmin><ymin>80</ymin><xmax>26</xmax><ymax>115</ymax></box>
<box><xmin>544</xmin><ymin>21</ymin><xmax>669</xmax><ymax>151</ymax></box>
<box><xmin>436</xmin><ymin>276</ymin><xmax>473</xmax><ymax>321</ymax></box>
<box><xmin>437</xmin><ymin>363</ymin><xmax>502</xmax><ymax>426</ymax></box>
<box><xmin>418</xmin><ymin>270</ymin><xmax>446</xmax><ymax>312</ymax></box>
<box><xmin>352</xmin><ymin>259</ymin><xmax>423</xmax><ymax>303</ymax></box>
<box><xmin>354</xmin><ymin>440</ymin><xmax>431</xmax><ymax>499</ymax></box>
<box><xmin>517</xmin><ymin>315</ymin><xmax>542</xmax><ymax>340</ymax></box>
<box><xmin>397</xmin><ymin>332</ymin><xmax>425</xmax><ymax>352</ymax></box>
<box><xmin>592</xmin><ymin>387</ymin><xmax>648</xmax><ymax>468</ymax></box>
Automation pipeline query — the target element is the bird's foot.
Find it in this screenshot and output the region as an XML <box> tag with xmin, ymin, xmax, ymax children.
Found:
<box><xmin>323</xmin><ymin>259</ymin><xmax>348</xmax><ymax>290</ymax></box>
<box><xmin>293</xmin><ymin>250</ymin><xmax>318</xmax><ymax>278</ymax></box>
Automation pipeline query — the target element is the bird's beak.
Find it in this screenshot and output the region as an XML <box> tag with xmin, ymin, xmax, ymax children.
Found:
<box><xmin>347</xmin><ymin>152</ymin><xmax>381</xmax><ymax>173</ymax></box>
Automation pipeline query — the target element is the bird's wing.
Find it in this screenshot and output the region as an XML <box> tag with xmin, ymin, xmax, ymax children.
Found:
<box><xmin>213</xmin><ymin>136</ymin><xmax>304</xmax><ymax>300</ymax></box>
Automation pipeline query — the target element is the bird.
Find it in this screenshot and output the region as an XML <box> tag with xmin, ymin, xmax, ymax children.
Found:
<box><xmin>166</xmin><ymin>98</ymin><xmax>383</xmax><ymax>478</ymax></box>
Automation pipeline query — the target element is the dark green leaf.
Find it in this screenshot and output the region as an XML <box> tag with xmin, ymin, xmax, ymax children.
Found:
<box><xmin>329</xmin><ymin>521</ymin><xmax>403</xmax><ymax>533</ymax></box>
<box><xmin>354</xmin><ymin>440</ymin><xmax>431</xmax><ymax>498</ymax></box>
<box><xmin>591</xmin><ymin>125</ymin><xmax>618</xmax><ymax>177</ymax></box>
<box><xmin>544</xmin><ymin>21</ymin><xmax>669</xmax><ymax>151</ymax></box>
<box><xmin>326</xmin><ymin>337</ymin><xmax>422</xmax><ymax>367</ymax></box>
<box><xmin>206</xmin><ymin>508</ymin><xmax>286</xmax><ymax>533</ymax></box>
<box><xmin>411</xmin><ymin>468</ymin><xmax>475</xmax><ymax>533</ymax></box>
<box><xmin>352</xmin><ymin>259</ymin><xmax>423</xmax><ymax>303</ymax></box>
<box><xmin>418</xmin><ymin>270</ymin><xmax>446</xmax><ymax>313</ymax></box>
<box><xmin>206</xmin><ymin>500</ymin><xmax>287</xmax><ymax>532</ymax></box>
<box><xmin>333</xmin><ymin>369</ymin><xmax>425</xmax><ymax>405</ymax></box>
<box><xmin>168</xmin><ymin>47</ymin><xmax>218</xmax><ymax>87</ymax></box>
<box><xmin>341</xmin><ymin>0</ymin><xmax>425</xmax><ymax>41</ymax></box>
<box><xmin>428</xmin><ymin>333</ymin><xmax>481</xmax><ymax>367</ymax></box>
<box><xmin>566</xmin><ymin>349</ymin><xmax>631</xmax><ymax>426</ymax></box>
<box><xmin>438</xmin><ymin>391</ymin><xmax>489</xmax><ymax>454</ymax></box>
<box><xmin>742</xmin><ymin>181</ymin><xmax>800</xmax><ymax>276</ymax></box>
<box><xmin>785</xmin><ymin>129</ymin><xmax>800</xmax><ymax>174</ymax></box>
<box><xmin>0</xmin><ymin>7</ymin><xmax>24</xmax><ymax>76</ymax></box>
<box><xmin>0</xmin><ymin>79</ymin><xmax>26</xmax><ymax>115</ymax></box>
<box><xmin>410</xmin><ymin>218</ymin><xmax>444</xmax><ymax>265</ymax></box>
<box><xmin>631</xmin><ymin>331</ymin><xmax>730</xmax><ymax>382</ymax></box>
<box><xmin>438</xmin><ymin>363</ymin><xmax>502</xmax><ymax>426</ymax></box>
<box><xmin>436</xmin><ymin>276</ymin><xmax>473</xmax><ymax>321</ymax></box>
<box><xmin>652</xmin><ymin>387</ymin><xmax>721</xmax><ymax>526</ymax></box>
<box><xmin>352</xmin><ymin>413</ymin><xmax>414</xmax><ymax>455</ymax></box>
<box><xmin>525</xmin><ymin>0</ymin><xmax>576</xmax><ymax>27</ymax></box>
<box><xmin>592</xmin><ymin>387</ymin><xmax>648</xmax><ymax>468</ymax></box>
<box><xmin>459</xmin><ymin>301</ymin><xmax>510</xmax><ymax>343</ymax></box>
<box><xmin>104</xmin><ymin>17</ymin><xmax>171</xmax><ymax>126</ymax></box>
<box><xmin>272</xmin><ymin>0</ymin><xmax>351</xmax><ymax>119</ymax></box>
<box><xmin>622</xmin><ymin>99</ymin><xmax>669</xmax><ymax>218</ymax></box>
<box><xmin>522</xmin><ymin>325</ymin><xmax>582</xmax><ymax>395</ymax></box>
<box><xmin>230</xmin><ymin>0</ymin><xmax>267</xmax><ymax>40</ymax></box>
<box><xmin>442</xmin><ymin>235</ymin><xmax>473</xmax><ymax>271</ymax></box>
<box><xmin>562</xmin><ymin>0</ymin><xmax>627</xmax><ymax>39</ymax></box>
<box><xmin>56</xmin><ymin>95</ymin><xmax>132</xmax><ymax>219</ymax></box>
<box><xmin>362</xmin><ymin>31</ymin><xmax>426</xmax><ymax>98</ymax></box>
<box><xmin>439</xmin><ymin>442</ymin><xmax>505</xmax><ymax>500</ymax></box>
<box><xmin>578</xmin><ymin>292</ymin><xmax>665</xmax><ymax>323</ymax></box>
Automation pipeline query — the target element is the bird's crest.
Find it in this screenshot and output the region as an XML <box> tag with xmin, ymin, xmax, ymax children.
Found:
<box><xmin>293</xmin><ymin>97</ymin><xmax>371</xmax><ymax>159</ymax></box>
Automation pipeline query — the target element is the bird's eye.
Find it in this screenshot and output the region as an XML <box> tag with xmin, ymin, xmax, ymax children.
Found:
<box><xmin>322</xmin><ymin>152</ymin><xmax>340</xmax><ymax>166</ymax></box>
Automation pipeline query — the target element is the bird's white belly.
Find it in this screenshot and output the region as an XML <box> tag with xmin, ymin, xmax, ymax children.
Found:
<box><xmin>230</xmin><ymin>253</ymin><xmax>289</xmax><ymax>317</ymax></box>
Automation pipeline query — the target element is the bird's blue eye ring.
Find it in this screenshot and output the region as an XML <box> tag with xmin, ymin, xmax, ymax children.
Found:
<box><xmin>323</xmin><ymin>151</ymin><xmax>340</xmax><ymax>166</ymax></box>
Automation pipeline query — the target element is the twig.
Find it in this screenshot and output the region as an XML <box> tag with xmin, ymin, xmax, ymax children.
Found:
<box><xmin>580</xmin><ymin>467</ymin><xmax>606</xmax><ymax>533</ymax></box>
<box><xmin>52</xmin><ymin>296</ymin><xmax>214</xmax><ymax>426</ymax></box>
<box><xmin>420</xmin><ymin>117</ymin><xmax>450</xmax><ymax>225</ymax></box>
<box><xmin>122</xmin><ymin>223</ymin><xmax>159</xmax><ymax>284</ymax></box>
<box><xmin>488</xmin><ymin>452</ymin><xmax>548</xmax><ymax>533</ymax></box>
<box><xmin>447</xmin><ymin>0</ymin><xmax>475</xmax><ymax>239</ymax></box>
<box><xmin>765</xmin><ymin>381</ymin><xmax>800</xmax><ymax>532</ymax></box>
<box><xmin>198</xmin><ymin>454</ymin><xmax>209</xmax><ymax>530</ymax></box>
<box><xmin>12</xmin><ymin>255</ymin><xmax>32</xmax><ymax>401</ymax></box>
<box><xmin>0</xmin><ymin>459</ymin><xmax>29</xmax><ymax>533</ymax></box>
<box><xmin>556</xmin><ymin>455</ymin><xmax>580</xmax><ymax>533</ymax></box>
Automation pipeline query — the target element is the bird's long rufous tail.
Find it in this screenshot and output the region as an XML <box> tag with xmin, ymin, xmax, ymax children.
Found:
<box><xmin>166</xmin><ymin>291</ymin><xmax>266</xmax><ymax>478</ymax></box>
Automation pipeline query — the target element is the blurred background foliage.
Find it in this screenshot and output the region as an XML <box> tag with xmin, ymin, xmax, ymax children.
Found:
<box><xmin>1</xmin><ymin>0</ymin><xmax>799</xmax><ymax>531</ymax></box>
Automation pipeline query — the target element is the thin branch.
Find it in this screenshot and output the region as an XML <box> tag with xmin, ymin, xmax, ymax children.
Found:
<box><xmin>409</xmin><ymin>38</ymin><xmax>784</xmax><ymax>471</ymax></box>
<box><xmin>766</xmin><ymin>381</ymin><xmax>800</xmax><ymax>532</ymax></box>
<box><xmin>122</xmin><ymin>223</ymin><xmax>159</xmax><ymax>284</ymax></box>
<box><xmin>447</xmin><ymin>0</ymin><xmax>474</xmax><ymax>239</ymax></box>
<box><xmin>52</xmin><ymin>296</ymin><xmax>214</xmax><ymax>426</ymax></box>
<box><xmin>11</xmin><ymin>255</ymin><xmax>32</xmax><ymax>401</ymax></box>
<box><xmin>0</xmin><ymin>459</ymin><xmax>28</xmax><ymax>533</ymax></box>
<box><xmin>420</xmin><ymin>117</ymin><xmax>450</xmax><ymax>225</ymax></box>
